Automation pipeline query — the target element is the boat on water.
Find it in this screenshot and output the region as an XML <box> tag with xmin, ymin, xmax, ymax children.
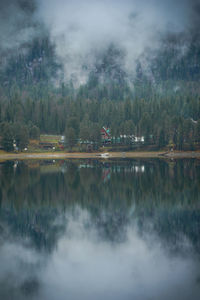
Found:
<box><xmin>100</xmin><ymin>153</ymin><xmax>110</xmax><ymax>158</ymax></box>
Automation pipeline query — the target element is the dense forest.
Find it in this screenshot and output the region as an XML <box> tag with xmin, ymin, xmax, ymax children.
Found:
<box><xmin>0</xmin><ymin>90</ymin><xmax>200</xmax><ymax>151</ymax></box>
<box><xmin>0</xmin><ymin>1</ymin><xmax>200</xmax><ymax>151</ymax></box>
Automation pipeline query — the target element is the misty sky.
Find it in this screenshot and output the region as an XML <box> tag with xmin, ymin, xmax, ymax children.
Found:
<box><xmin>1</xmin><ymin>0</ymin><xmax>200</xmax><ymax>82</ymax></box>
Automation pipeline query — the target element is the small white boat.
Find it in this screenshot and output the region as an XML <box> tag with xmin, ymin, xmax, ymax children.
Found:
<box><xmin>100</xmin><ymin>153</ymin><xmax>110</xmax><ymax>158</ymax></box>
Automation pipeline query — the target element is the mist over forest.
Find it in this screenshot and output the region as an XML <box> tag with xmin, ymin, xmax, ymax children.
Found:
<box><xmin>0</xmin><ymin>0</ymin><xmax>200</xmax><ymax>151</ymax></box>
<box><xmin>1</xmin><ymin>0</ymin><xmax>200</xmax><ymax>86</ymax></box>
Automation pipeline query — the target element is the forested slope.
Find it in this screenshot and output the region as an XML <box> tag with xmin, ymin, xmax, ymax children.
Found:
<box><xmin>0</xmin><ymin>1</ymin><xmax>200</xmax><ymax>150</ymax></box>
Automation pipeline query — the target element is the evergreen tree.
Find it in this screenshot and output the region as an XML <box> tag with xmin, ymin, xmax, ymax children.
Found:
<box><xmin>29</xmin><ymin>125</ymin><xmax>40</xmax><ymax>139</ymax></box>
<box><xmin>65</xmin><ymin>127</ymin><xmax>77</xmax><ymax>150</ymax></box>
<box><xmin>158</xmin><ymin>129</ymin><xmax>166</xmax><ymax>149</ymax></box>
<box><xmin>14</xmin><ymin>123</ymin><xmax>29</xmax><ymax>151</ymax></box>
<box><xmin>1</xmin><ymin>123</ymin><xmax>14</xmax><ymax>152</ymax></box>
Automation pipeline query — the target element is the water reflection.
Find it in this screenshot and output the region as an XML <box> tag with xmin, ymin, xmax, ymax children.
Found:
<box><xmin>0</xmin><ymin>159</ymin><xmax>200</xmax><ymax>299</ymax></box>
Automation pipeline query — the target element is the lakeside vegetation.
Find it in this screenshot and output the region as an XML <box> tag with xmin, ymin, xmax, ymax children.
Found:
<box><xmin>0</xmin><ymin>95</ymin><xmax>199</xmax><ymax>153</ymax></box>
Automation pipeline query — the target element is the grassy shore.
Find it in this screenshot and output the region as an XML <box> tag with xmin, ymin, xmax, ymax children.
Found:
<box><xmin>0</xmin><ymin>150</ymin><xmax>199</xmax><ymax>161</ymax></box>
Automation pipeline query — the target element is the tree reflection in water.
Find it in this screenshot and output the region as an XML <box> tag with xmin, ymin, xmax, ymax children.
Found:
<box><xmin>0</xmin><ymin>159</ymin><xmax>199</xmax><ymax>299</ymax></box>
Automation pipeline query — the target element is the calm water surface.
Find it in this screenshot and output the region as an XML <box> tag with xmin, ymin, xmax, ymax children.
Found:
<box><xmin>0</xmin><ymin>159</ymin><xmax>200</xmax><ymax>300</ymax></box>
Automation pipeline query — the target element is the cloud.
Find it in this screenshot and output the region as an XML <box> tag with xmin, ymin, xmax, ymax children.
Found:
<box><xmin>36</xmin><ymin>0</ymin><xmax>194</xmax><ymax>84</ymax></box>
<box><xmin>1</xmin><ymin>0</ymin><xmax>200</xmax><ymax>84</ymax></box>
<box><xmin>0</xmin><ymin>1</ymin><xmax>38</xmax><ymax>54</ymax></box>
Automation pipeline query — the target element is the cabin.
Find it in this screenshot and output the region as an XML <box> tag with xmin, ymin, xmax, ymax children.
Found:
<box><xmin>60</xmin><ymin>136</ymin><xmax>65</xmax><ymax>144</ymax></box>
<box><xmin>111</xmin><ymin>135</ymin><xmax>145</xmax><ymax>145</ymax></box>
<box><xmin>133</xmin><ymin>136</ymin><xmax>145</xmax><ymax>143</ymax></box>
<box><xmin>101</xmin><ymin>127</ymin><xmax>111</xmax><ymax>144</ymax></box>
<box><xmin>58</xmin><ymin>136</ymin><xmax>65</xmax><ymax>150</ymax></box>
<box><xmin>39</xmin><ymin>142</ymin><xmax>56</xmax><ymax>150</ymax></box>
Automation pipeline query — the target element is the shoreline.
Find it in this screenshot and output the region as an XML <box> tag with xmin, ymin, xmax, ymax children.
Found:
<box><xmin>0</xmin><ymin>151</ymin><xmax>199</xmax><ymax>161</ymax></box>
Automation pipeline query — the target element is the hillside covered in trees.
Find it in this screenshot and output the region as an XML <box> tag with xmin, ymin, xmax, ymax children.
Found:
<box><xmin>0</xmin><ymin>0</ymin><xmax>200</xmax><ymax>151</ymax></box>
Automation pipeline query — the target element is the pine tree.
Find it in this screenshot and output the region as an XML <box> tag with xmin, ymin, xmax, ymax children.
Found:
<box><xmin>65</xmin><ymin>127</ymin><xmax>77</xmax><ymax>150</ymax></box>
<box><xmin>1</xmin><ymin>123</ymin><xmax>14</xmax><ymax>152</ymax></box>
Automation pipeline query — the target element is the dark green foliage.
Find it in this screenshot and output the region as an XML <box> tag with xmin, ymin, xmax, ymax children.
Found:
<box><xmin>29</xmin><ymin>125</ymin><xmax>40</xmax><ymax>139</ymax></box>
<box><xmin>67</xmin><ymin>117</ymin><xmax>80</xmax><ymax>137</ymax></box>
<box><xmin>65</xmin><ymin>127</ymin><xmax>77</xmax><ymax>150</ymax></box>
<box><xmin>1</xmin><ymin>123</ymin><xmax>14</xmax><ymax>152</ymax></box>
<box><xmin>0</xmin><ymin>122</ymin><xmax>30</xmax><ymax>151</ymax></box>
<box><xmin>0</xmin><ymin>91</ymin><xmax>199</xmax><ymax>150</ymax></box>
<box><xmin>158</xmin><ymin>129</ymin><xmax>167</xmax><ymax>149</ymax></box>
<box><xmin>195</xmin><ymin>120</ymin><xmax>200</xmax><ymax>142</ymax></box>
<box><xmin>14</xmin><ymin>123</ymin><xmax>29</xmax><ymax>150</ymax></box>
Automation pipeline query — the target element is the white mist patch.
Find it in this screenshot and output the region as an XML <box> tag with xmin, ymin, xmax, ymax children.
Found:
<box><xmin>37</xmin><ymin>0</ymin><xmax>190</xmax><ymax>84</ymax></box>
<box><xmin>0</xmin><ymin>241</ymin><xmax>43</xmax><ymax>299</ymax></box>
<box><xmin>0</xmin><ymin>1</ymin><xmax>37</xmax><ymax>54</ymax></box>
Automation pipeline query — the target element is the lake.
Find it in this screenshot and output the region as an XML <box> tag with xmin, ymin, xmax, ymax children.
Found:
<box><xmin>0</xmin><ymin>159</ymin><xmax>200</xmax><ymax>300</ymax></box>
